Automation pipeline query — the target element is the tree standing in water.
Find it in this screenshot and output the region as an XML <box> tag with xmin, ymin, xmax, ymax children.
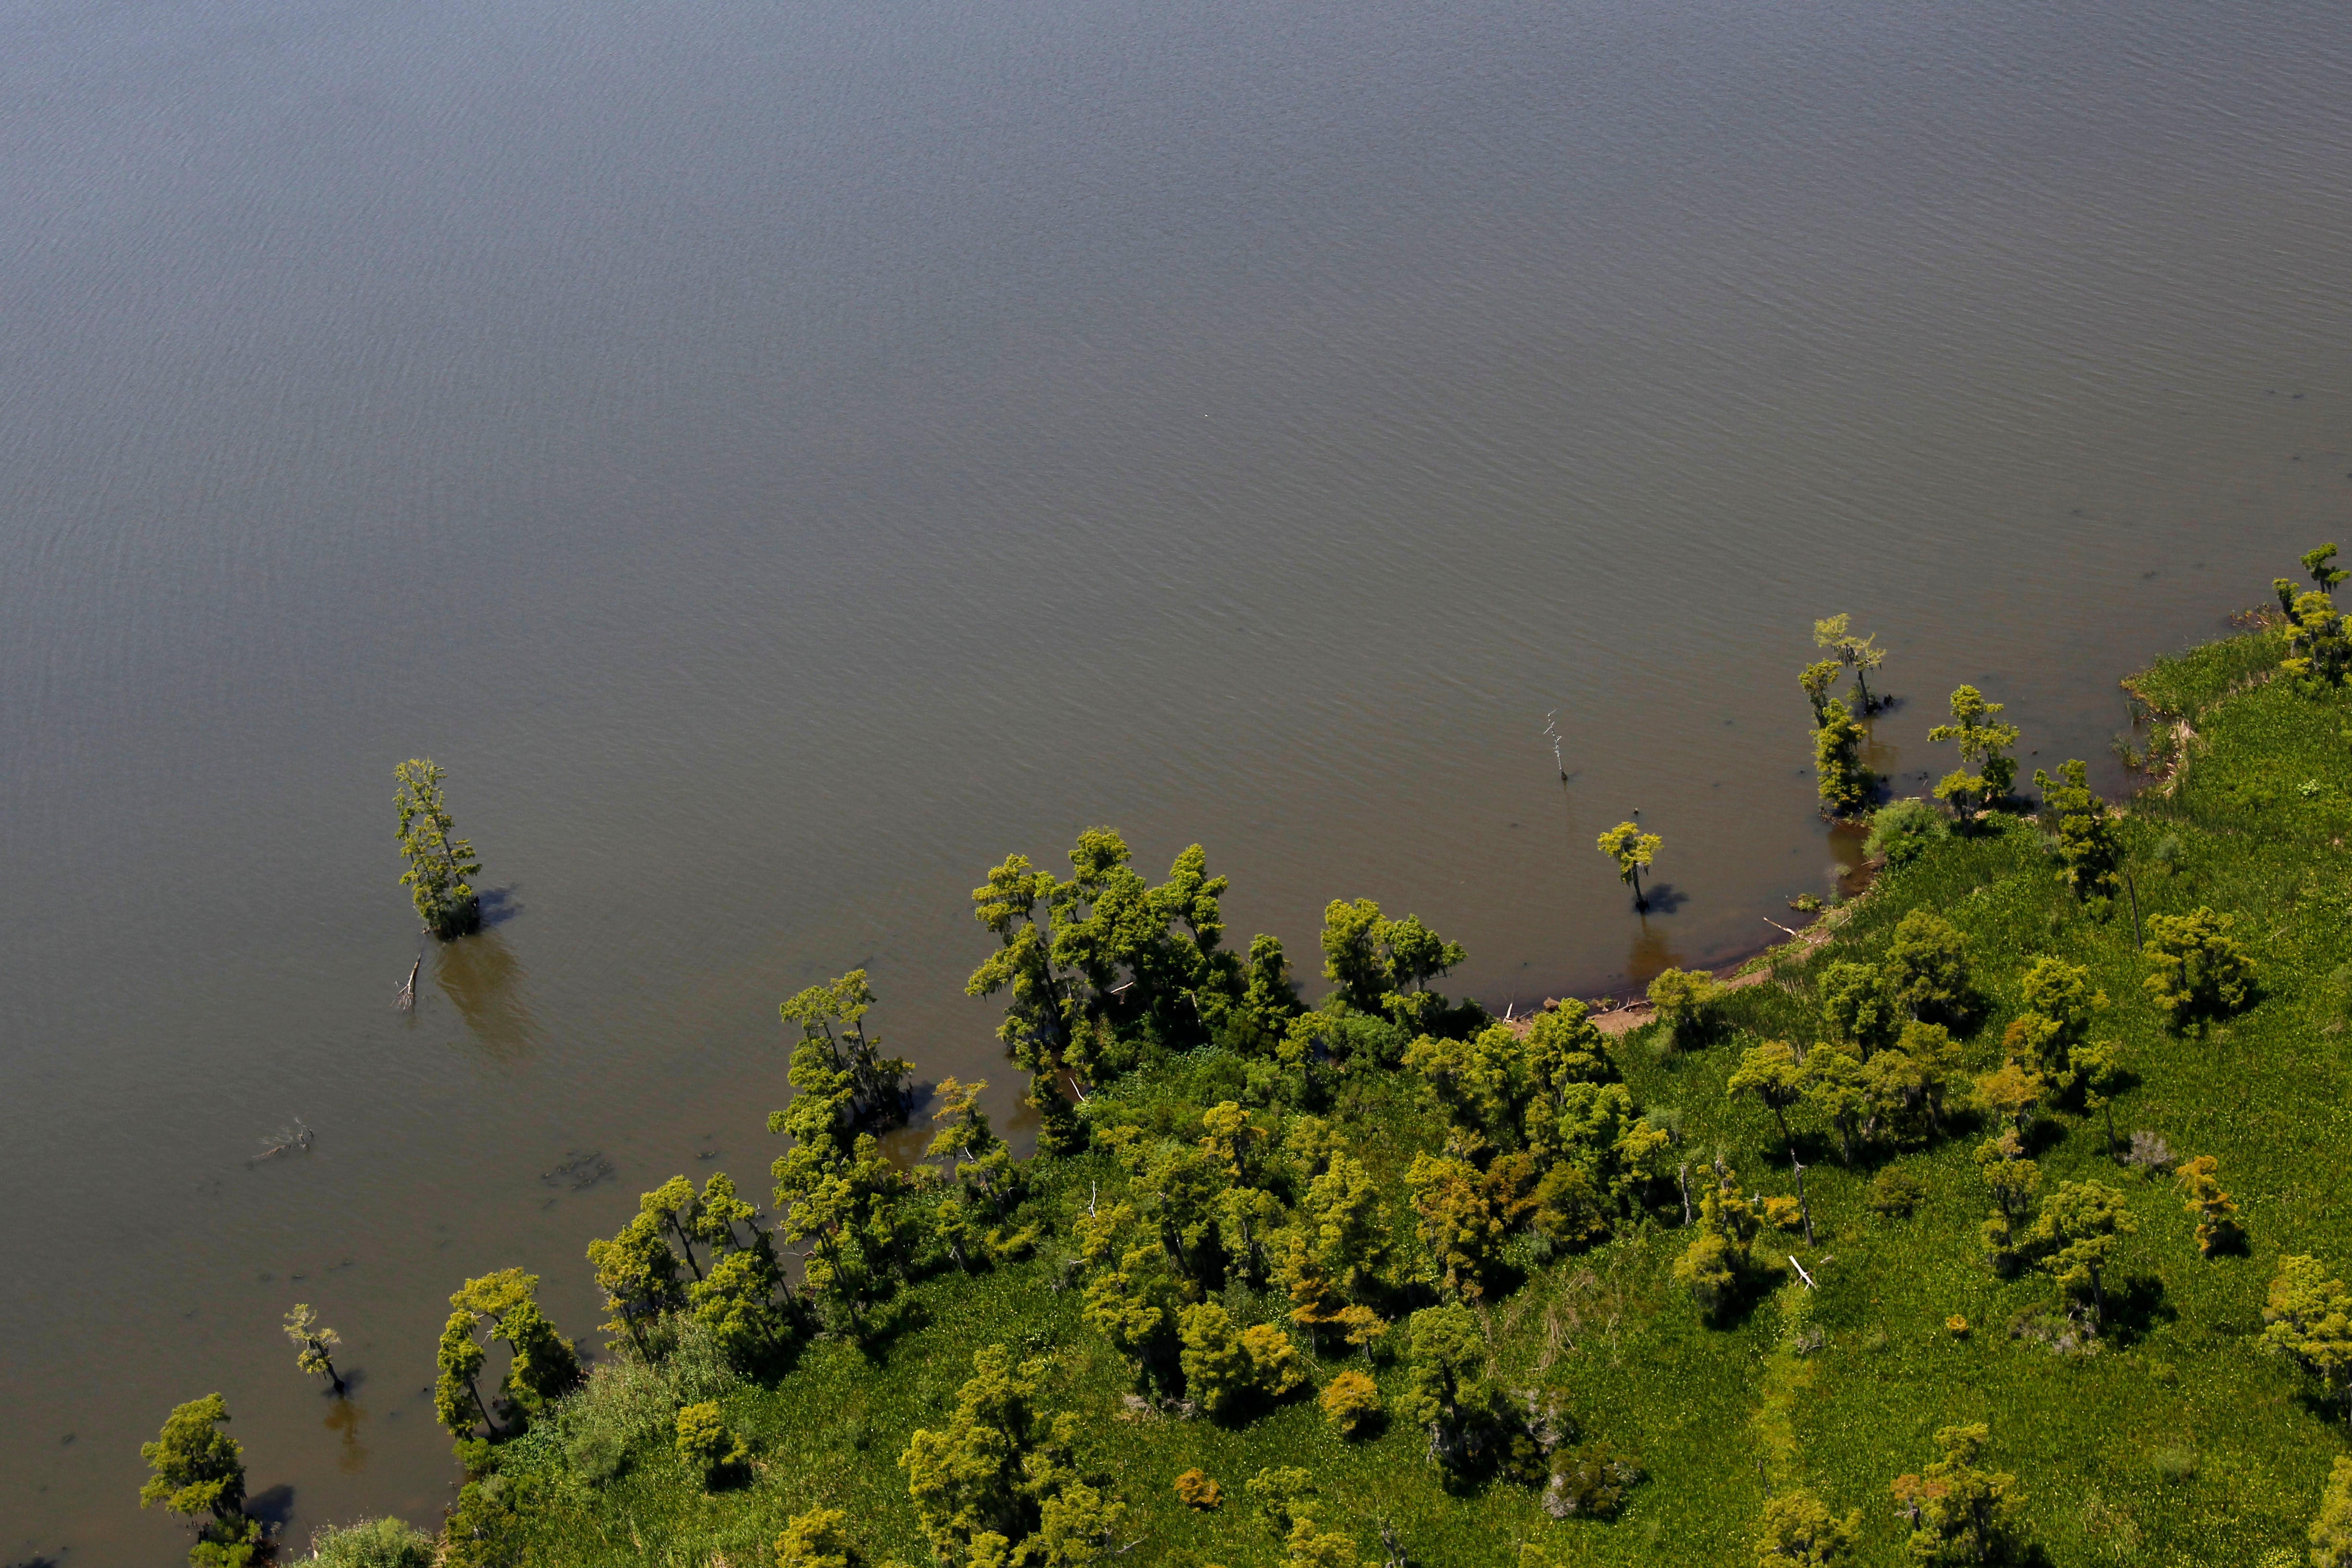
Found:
<box><xmin>282</xmin><ymin>1303</ymin><xmax>347</xmax><ymax>1395</ymax></box>
<box><xmin>1928</xmin><ymin>686</ymin><xmax>2019</xmax><ymax>825</ymax></box>
<box><xmin>139</xmin><ymin>1394</ymin><xmax>262</xmax><ymax>1567</ymax></box>
<box><xmin>1813</xmin><ymin>699</ymin><xmax>1872</xmax><ymax>818</ymax></box>
<box><xmin>1814</xmin><ymin>614</ymin><xmax>1887</xmax><ymax>713</ymax></box>
<box><xmin>394</xmin><ymin>758</ymin><xmax>481</xmax><ymax>937</ymax></box>
<box><xmin>1799</xmin><ymin>660</ymin><xmax>1842</xmax><ymax>726</ymax></box>
<box><xmin>1597</xmin><ymin>821</ymin><xmax>1662</xmax><ymax>911</ymax></box>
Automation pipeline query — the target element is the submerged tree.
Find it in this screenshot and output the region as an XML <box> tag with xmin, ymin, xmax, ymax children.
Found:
<box><xmin>1814</xmin><ymin>613</ymin><xmax>1887</xmax><ymax>713</ymax></box>
<box><xmin>139</xmin><ymin>1394</ymin><xmax>262</xmax><ymax>1568</ymax></box>
<box><xmin>1596</xmin><ymin>822</ymin><xmax>1663</xmax><ymax>911</ymax></box>
<box><xmin>436</xmin><ymin>1269</ymin><xmax>581</xmax><ymax>1444</ymax></box>
<box><xmin>393</xmin><ymin>758</ymin><xmax>481</xmax><ymax>938</ymax></box>
<box><xmin>282</xmin><ymin>1303</ymin><xmax>346</xmax><ymax>1395</ymax></box>
<box><xmin>781</xmin><ymin>969</ymin><xmax>915</xmax><ymax>1133</ymax></box>
<box><xmin>1928</xmin><ymin>687</ymin><xmax>2019</xmax><ymax>825</ymax></box>
<box><xmin>1799</xmin><ymin>660</ymin><xmax>1843</xmax><ymax>727</ymax></box>
<box><xmin>1813</xmin><ymin>700</ymin><xmax>1872</xmax><ymax>818</ymax></box>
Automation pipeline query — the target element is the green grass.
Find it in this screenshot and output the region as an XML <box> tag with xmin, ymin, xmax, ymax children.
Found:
<box><xmin>477</xmin><ymin>629</ymin><xmax>2352</xmax><ymax>1568</ymax></box>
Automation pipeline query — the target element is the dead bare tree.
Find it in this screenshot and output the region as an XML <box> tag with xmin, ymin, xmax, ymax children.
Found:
<box><xmin>393</xmin><ymin>952</ymin><xmax>421</xmax><ymax>1011</ymax></box>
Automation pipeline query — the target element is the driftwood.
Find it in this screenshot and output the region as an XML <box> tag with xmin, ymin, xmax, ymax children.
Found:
<box><xmin>393</xmin><ymin>952</ymin><xmax>421</xmax><ymax>1011</ymax></box>
<box><xmin>1788</xmin><ymin>1255</ymin><xmax>1817</xmax><ymax>1290</ymax></box>
<box><xmin>253</xmin><ymin>1120</ymin><xmax>315</xmax><ymax>1163</ymax></box>
<box><xmin>1763</xmin><ymin>916</ymin><xmax>1804</xmax><ymax>940</ymax></box>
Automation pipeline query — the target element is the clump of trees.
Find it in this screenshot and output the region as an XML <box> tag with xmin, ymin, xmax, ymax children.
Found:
<box><xmin>774</xmin><ymin>1507</ymin><xmax>868</xmax><ymax>1568</ymax></box>
<box><xmin>1321</xmin><ymin>1370</ymin><xmax>1381</xmax><ymax>1438</ymax></box>
<box><xmin>782</xmin><ymin>969</ymin><xmax>915</xmax><ymax>1133</ymax></box>
<box><xmin>1889</xmin><ymin>1424</ymin><xmax>2026</xmax><ymax>1564</ymax></box>
<box><xmin>899</xmin><ymin>1345</ymin><xmax>1124</xmax><ymax>1567</ymax></box>
<box><xmin>1647</xmin><ymin>968</ymin><xmax>1726</xmax><ymax>1050</ymax></box>
<box><xmin>2309</xmin><ymin>1456</ymin><xmax>2352</xmax><ymax>1568</ymax></box>
<box><xmin>1754</xmin><ymin>1489</ymin><xmax>1858</xmax><ymax>1566</ymax></box>
<box><xmin>139</xmin><ymin>1395</ymin><xmax>263</xmax><ymax>1568</ymax></box>
<box><xmin>1864</xmin><ymin>798</ymin><xmax>1945</xmax><ymax>868</ymax></box>
<box><xmin>434</xmin><ymin>1269</ymin><xmax>581</xmax><ymax>1457</ymax></box>
<box><xmin>393</xmin><ymin>758</ymin><xmax>482</xmax><ymax>938</ymax></box>
<box><xmin>1672</xmin><ymin>1162</ymin><xmax>1776</xmax><ymax>1319</ymax></box>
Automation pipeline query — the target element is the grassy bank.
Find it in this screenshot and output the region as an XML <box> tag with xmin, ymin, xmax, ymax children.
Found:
<box><xmin>441</xmin><ymin>620</ymin><xmax>2352</xmax><ymax>1568</ymax></box>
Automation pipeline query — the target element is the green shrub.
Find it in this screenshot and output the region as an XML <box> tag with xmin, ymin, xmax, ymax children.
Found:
<box><xmin>1646</xmin><ymin>968</ymin><xmax>1726</xmax><ymax>1049</ymax></box>
<box><xmin>1866</xmin><ymin>798</ymin><xmax>1947</xmax><ymax>868</ymax></box>
<box><xmin>298</xmin><ymin>1518</ymin><xmax>436</xmax><ymax>1568</ymax></box>
<box><xmin>674</xmin><ymin>1400</ymin><xmax>748</xmax><ymax>1487</ymax></box>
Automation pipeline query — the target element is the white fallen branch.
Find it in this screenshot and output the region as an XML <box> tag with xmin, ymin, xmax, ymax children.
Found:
<box><xmin>1788</xmin><ymin>1255</ymin><xmax>1817</xmax><ymax>1290</ymax></box>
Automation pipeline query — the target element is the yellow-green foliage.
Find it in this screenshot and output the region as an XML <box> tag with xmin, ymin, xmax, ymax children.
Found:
<box><xmin>1319</xmin><ymin>1370</ymin><xmax>1381</xmax><ymax>1440</ymax></box>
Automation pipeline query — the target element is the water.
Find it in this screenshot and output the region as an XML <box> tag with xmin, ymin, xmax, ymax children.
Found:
<box><xmin>3</xmin><ymin>0</ymin><xmax>2348</xmax><ymax>1556</ymax></box>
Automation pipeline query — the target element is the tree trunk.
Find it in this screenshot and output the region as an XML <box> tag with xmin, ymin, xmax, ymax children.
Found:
<box><xmin>1791</xmin><ymin>1154</ymin><xmax>1815</xmax><ymax>1247</ymax></box>
<box><xmin>323</xmin><ymin>1354</ymin><xmax>346</xmax><ymax>1396</ymax></box>
<box><xmin>468</xmin><ymin>1376</ymin><xmax>502</xmax><ymax>1438</ymax></box>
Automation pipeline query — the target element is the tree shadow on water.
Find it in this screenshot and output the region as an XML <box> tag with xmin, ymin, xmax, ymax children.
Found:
<box><xmin>1635</xmin><ymin>882</ymin><xmax>1690</xmax><ymax>915</ymax></box>
<box><xmin>435</xmin><ymin>931</ymin><xmax>540</xmax><ymax>1060</ymax></box>
<box><xmin>246</xmin><ymin>1484</ymin><xmax>296</xmax><ymax>1528</ymax></box>
<box><xmin>474</xmin><ymin>885</ymin><xmax>525</xmax><ymax>928</ymax></box>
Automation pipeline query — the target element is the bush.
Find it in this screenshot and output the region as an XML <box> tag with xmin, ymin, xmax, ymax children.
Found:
<box><xmin>1646</xmin><ymin>968</ymin><xmax>1726</xmax><ymax>1050</ymax></box>
<box><xmin>1320</xmin><ymin>1370</ymin><xmax>1382</xmax><ymax>1439</ymax></box>
<box><xmin>774</xmin><ymin>1507</ymin><xmax>860</xmax><ymax>1568</ymax></box>
<box><xmin>1543</xmin><ymin>1440</ymin><xmax>1641</xmax><ymax>1519</ymax></box>
<box><xmin>1865</xmin><ymin>799</ymin><xmax>1947</xmax><ymax>868</ymax></box>
<box><xmin>547</xmin><ymin>1313</ymin><xmax>742</xmax><ymax>1482</ymax></box>
<box><xmin>1174</xmin><ymin>1468</ymin><xmax>1223</xmax><ymax>1508</ymax></box>
<box><xmin>1869</xmin><ymin>1167</ymin><xmax>1924</xmax><ymax>1218</ymax></box>
<box><xmin>297</xmin><ymin>1519</ymin><xmax>435</xmax><ymax>1568</ymax></box>
<box><xmin>1179</xmin><ymin>1305</ymin><xmax>1307</xmax><ymax>1417</ymax></box>
<box><xmin>673</xmin><ymin>1401</ymin><xmax>747</xmax><ymax>1487</ymax></box>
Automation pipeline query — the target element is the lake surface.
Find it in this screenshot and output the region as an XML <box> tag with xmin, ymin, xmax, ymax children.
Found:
<box><xmin>3</xmin><ymin>0</ymin><xmax>2348</xmax><ymax>1555</ymax></box>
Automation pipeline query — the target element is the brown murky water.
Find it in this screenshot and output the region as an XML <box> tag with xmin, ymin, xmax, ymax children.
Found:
<box><xmin>4</xmin><ymin>0</ymin><xmax>2349</xmax><ymax>1556</ymax></box>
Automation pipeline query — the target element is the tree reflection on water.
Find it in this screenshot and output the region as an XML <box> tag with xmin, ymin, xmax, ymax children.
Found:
<box><xmin>433</xmin><ymin>931</ymin><xmax>540</xmax><ymax>1060</ymax></box>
